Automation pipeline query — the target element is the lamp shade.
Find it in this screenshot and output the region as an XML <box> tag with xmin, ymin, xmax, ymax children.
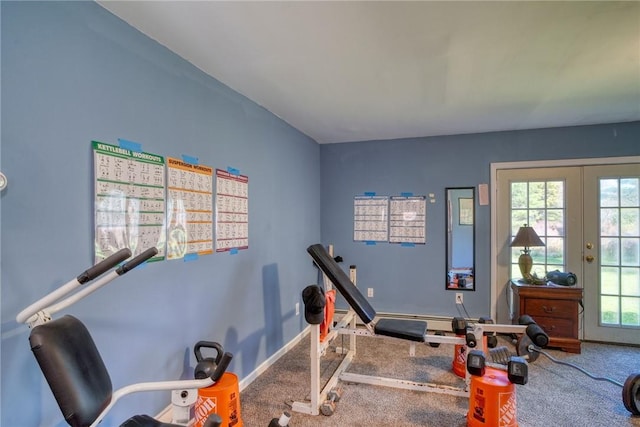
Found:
<box><xmin>510</xmin><ymin>225</ymin><xmax>545</xmax><ymax>248</ymax></box>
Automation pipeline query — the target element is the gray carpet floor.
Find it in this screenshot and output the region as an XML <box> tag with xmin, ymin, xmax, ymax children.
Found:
<box><xmin>240</xmin><ymin>330</ymin><xmax>640</xmax><ymax>427</ymax></box>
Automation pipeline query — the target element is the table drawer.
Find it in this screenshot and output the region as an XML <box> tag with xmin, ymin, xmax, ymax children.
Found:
<box><xmin>532</xmin><ymin>316</ymin><xmax>575</xmax><ymax>338</ymax></box>
<box><xmin>524</xmin><ymin>298</ymin><xmax>576</xmax><ymax>320</ymax></box>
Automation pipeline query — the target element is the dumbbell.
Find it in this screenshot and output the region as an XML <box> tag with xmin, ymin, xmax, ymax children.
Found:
<box><xmin>467</xmin><ymin>349</ymin><xmax>528</xmax><ymax>385</ymax></box>
<box><xmin>203</xmin><ymin>414</ymin><xmax>222</xmax><ymax>427</ymax></box>
<box><xmin>320</xmin><ymin>387</ymin><xmax>344</xmax><ymax>416</ymax></box>
<box><xmin>478</xmin><ymin>316</ymin><xmax>498</xmax><ymax>348</ymax></box>
<box><xmin>452</xmin><ymin>317</ymin><xmax>467</xmax><ymax>335</ymax></box>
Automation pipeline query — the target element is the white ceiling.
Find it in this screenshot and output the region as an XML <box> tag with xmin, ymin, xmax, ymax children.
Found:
<box><xmin>98</xmin><ymin>1</ymin><xmax>640</xmax><ymax>144</ymax></box>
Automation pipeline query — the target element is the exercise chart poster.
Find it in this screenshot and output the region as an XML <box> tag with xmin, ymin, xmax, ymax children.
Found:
<box><xmin>353</xmin><ymin>195</ymin><xmax>389</xmax><ymax>242</ymax></box>
<box><xmin>215</xmin><ymin>169</ymin><xmax>249</xmax><ymax>252</ymax></box>
<box><xmin>389</xmin><ymin>195</ymin><xmax>426</xmax><ymax>244</ymax></box>
<box><xmin>166</xmin><ymin>158</ymin><xmax>214</xmax><ymax>260</ymax></box>
<box><xmin>93</xmin><ymin>141</ymin><xmax>166</xmax><ymax>262</ymax></box>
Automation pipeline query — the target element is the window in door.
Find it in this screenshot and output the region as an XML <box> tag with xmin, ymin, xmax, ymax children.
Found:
<box><xmin>510</xmin><ymin>180</ymin><xmax>566</xmax><ymax>279</ymax></box>
<box><xmin>598</xmin><ymin>177</ymin><xmax>640</xmax><ymax>327</ymax></box>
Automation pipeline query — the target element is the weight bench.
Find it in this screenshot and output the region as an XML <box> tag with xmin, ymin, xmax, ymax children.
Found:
<box><xmin>306</xmin><ymin>243</ymin><xmax>429</xmax><ymax>342</ymax></box>
<box><xmin>292</xmin><ymin>243</ymin><xmax>540</xmax><ymax>416</ymax></box>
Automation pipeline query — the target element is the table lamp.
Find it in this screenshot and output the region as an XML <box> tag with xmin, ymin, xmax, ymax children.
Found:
<box><xmin>510</xmin><ymin>224</ymin><xmax>545</xmax><ymax>280</ymax></box>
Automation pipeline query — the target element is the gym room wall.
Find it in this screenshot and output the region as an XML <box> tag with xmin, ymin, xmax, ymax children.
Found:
<box><xmin>319</xmin><ymin>122</ymin><xmax>640</xmax><ymax>318</ymax></box>
<box><xmin>1</xmin><ymin>2</ymin><xmax>320</xmax><ymax>426</ymax></box>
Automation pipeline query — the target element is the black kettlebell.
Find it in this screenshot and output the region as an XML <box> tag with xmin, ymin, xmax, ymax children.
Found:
<box><xmin>194</xmin><ymin>341</ymin><xmax>224</xmax><ymax>380</ymax></box>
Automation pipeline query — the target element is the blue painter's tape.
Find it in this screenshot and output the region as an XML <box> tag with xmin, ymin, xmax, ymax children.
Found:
<box><xmin>365</xmin><ymin>241</ymin><xmax>376</xmax><ymax>246</ymax></box>
<box><xmin>401</xmin><ymin>242</ymin><xmax>415</xmax><ymax>247</ymax></box>
<box><xmin>229</xmin><ymin>248</ymin><xmax>239</xmax><ymax>255</ymax></box>
<box><xmin>227</xmin><ymin>167</ymin><xmax>240</xmax><ymax>175</ymax></box>
<box><xmin>401</xmin><ymin>192</ymin><xmax>413</xmax><ymax>197</ymax></box>
<box><xmin>132</xmin><ymin>261</ymin><xmax>146</xmax><ymax>269</ymax></box>
<box><xmin>364</xmin><ymin>192</ymin><xmax>376</xmax><ymax>197</ymax></box>
<box><xmin>118</xmin><ymin>138</ymin><xmax>142</xmax><ymax>152</ymax></box>
<box><xmin>184</xmin><ymin>253</ymin><xmax>199</xmax><ymax>262</ymax></box>
<box><xmin>181</xmin><ymin>155</ymin><xmax>199</xmax><ymax>165</ymax></box>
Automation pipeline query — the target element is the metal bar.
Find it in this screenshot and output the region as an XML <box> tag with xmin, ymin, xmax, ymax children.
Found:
<box><xmin>339</xmin><ymin>372</ymin><xmax>469</xmax><ymax>398</ymax></box>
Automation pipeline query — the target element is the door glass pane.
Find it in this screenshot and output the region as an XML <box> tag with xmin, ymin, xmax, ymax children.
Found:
<box><xmin>600</xmin><ymin>179</ymin><xmax>619</xmax><ymax>207</ymax></box>
<box><xmin>621</xmin><ymin>267</ymin><xmax>640</xmax><ymax>296</ymax></box>
<box><xmin>529</xmin><ymin>182</ymin><xmax>545</xmax><ymax>208</ymax></box>
<box><xmin>600</xmin><ymin>208</ymin><xmax>619</xmax><ymax>236</ymax></box>
<box><xmin>601</xmin><ymin>237</ymin><xmax>620</xmax><ymax>265</ymax></box>
<box><xmin>547</xmin><ymin>181</ymin><xmax>564</xmax><ymax>208</ymax></box>
<box><xmin>546</xmin><ymin>209</ymin><xmax>564</xmax><ymax>235</ymax></box>
<box><xmin>620</xmin><ymin>178</ymin><xmax>639</xmax><ymax>207</ymax></box>
<box><xmin>601</xmin><ymin>295</ymin><xmax>619</xmax><ymax>325</ymax></box>
<box><xmin>621</xmin><ymin>297</ymin><xmax>640</xmax><ymax>326</ymax></box>
<box><xmin>620</xmin><ymin>208</ymin><xmax>639</xmax><ymax>236</ymax></box>
<box><xmin>601</xmin><ymin>266</ymin><xmax>620</xmax><ymax>295</ymax></box>
<box><xmin>621</xmin><ymin>238</ymin><xmax>639</xmax><ymax>265</ymax></box>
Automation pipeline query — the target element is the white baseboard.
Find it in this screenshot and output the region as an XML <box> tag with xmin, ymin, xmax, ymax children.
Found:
<box><xmin>156</xmin><ymin>326</ymin><xmax>311</xmax><ymax>422</ymax></box>
<box><xmin>238</xmin><ymin>326</ymin><xmax>310</xmax><ymax>391</ymax></box>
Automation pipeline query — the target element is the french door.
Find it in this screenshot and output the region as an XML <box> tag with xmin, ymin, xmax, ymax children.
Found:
<box><xmin>583</xmin><ymin>164</ymin><xmax>640</xmax><ymax>344</ymax></box>
<box><xmin>495</xmin><ymin>162</ymin><xmax>640</xmax><ymax>345</ymax></box>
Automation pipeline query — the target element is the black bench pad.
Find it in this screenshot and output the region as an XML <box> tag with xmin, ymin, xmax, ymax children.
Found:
<box><xmin>374</xmin><ymin>318</ymin><xmax>428</xmax><ymax>342</ymax></box>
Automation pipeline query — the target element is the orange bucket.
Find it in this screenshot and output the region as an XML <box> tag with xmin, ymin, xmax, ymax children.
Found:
<box><xmin>467</xmin><ymin>367</ymin><xmax>518</xmax><ymax>427</ymax></box>
<box><xmin>452</xmin><ymin>336</ymin><xmax>488</xmax><ymax>378</ymax></box>
<box><xmin>194</xmin><ymin>372</ymin><xmax>243</xmax><ymax>427</ymax></box>
<box><xmin>452</xmin><ymin>338</ymin><xmax>467</xmax><ymax>378</ymax></box>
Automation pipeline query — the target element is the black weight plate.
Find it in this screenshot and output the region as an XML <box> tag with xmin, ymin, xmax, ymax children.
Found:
<box><xmin>487</xmin><ymin>335</ymin><xmax>498</xmax><ymax>349</ymax></box>
<box><xmin>516</xmin><ymin>334</ymin><xmax>539</xmax><ymax>363</ymax></box>
<box><xmin>622</xmin><ymin>372</ymin><xmax>640</xmax><ymax>415</ymax></box>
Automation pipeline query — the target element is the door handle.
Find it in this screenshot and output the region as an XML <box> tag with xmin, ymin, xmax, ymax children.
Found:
<box><xmin>585</xmin><ymin>255</ymin><xmax>595</xmax><ymax>263</ymax></box>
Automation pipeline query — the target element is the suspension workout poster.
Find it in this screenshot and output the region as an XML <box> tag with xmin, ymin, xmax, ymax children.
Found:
<box><xmin>166</xmin><ymin>158</ymin><xmax>214</xmax><ymax>260</ymax></box>
<box><xmin>93</xmin><ymin>141</ymin><xmax>166</xmax><ymax>262</ymax></box>
<box><xmin>389</xmin><ymin>195</ymin><xmax>426</xmax><ymax>244</ymax></box>
<box><xmin>215</xmin><ymin>169</ymin><xmax>249</xmax><ymax>252</ymax></box>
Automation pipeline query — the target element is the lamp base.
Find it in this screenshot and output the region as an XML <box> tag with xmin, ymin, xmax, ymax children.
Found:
<box><xmin>518</xmin><ymin>252</ymin><xmax>533</xmax><ymax>281</ymax></box>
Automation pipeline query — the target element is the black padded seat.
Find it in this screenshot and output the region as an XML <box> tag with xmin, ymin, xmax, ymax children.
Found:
<box><xmin>374</xmin><ymin>318</ymin><xmax>428</xmax><ymax>342</ymax></box>
<box><xmin>29</xmin><ymin>315</ymin><xmax>183</xmax><ymax>427</ymax></box>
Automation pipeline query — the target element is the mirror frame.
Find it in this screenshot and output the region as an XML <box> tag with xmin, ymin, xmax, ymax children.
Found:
<box><xmin>445</xmin><ymin>187</ymin><xmax>475</xmax><ymax>291</ymax></box>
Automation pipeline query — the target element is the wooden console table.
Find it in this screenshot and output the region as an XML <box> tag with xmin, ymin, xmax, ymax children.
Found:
<box><xmin>510</xmin><ymin>280</ymin><xmax>583</xmax><ymax>354</ymax></box>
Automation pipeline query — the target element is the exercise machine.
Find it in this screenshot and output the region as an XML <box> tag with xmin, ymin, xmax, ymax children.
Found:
<box><xmin>17</xmin><ymin>248</ymin><xmax>233</xmax><ymax>427</ymax></box>
<box><xmin>293</xmin><ymin>243</ymin><xmax>546</xmax><ymax>416</ymax></box>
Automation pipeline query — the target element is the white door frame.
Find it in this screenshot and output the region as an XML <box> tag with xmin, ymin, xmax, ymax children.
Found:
<box><xmin>490</xmin><ymin>156</ymin><xmax>640</xmax><ymax>321</ymax></box>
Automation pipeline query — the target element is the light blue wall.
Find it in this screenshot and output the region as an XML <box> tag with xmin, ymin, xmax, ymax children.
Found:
<box><xmin>2</xmin><ymin>2</ymin><xmax>640</xmax><ymax>426</ymax></box>
<box><xmin>1</xmin><ymin>2</ymin><xmax>320</xmax><ymax>426</ymax></box>
<box><xmin>320</xmin><ymin>122</ymin><xmax>640</xmax><ymax>317</ymax></box>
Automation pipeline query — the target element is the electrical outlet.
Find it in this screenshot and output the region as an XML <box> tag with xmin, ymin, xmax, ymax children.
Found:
<box><xmin>367</xmin><ymin>288</ymin><xmax>374</xmax><ymax>298</ymax></box>
<box><xmin>455</xmin><ymin>293</ymin><xmax>463</xmax><ymax>305</ymax></box>
<box><xmin>295</xmin><ymin>302</ymin><xmax>300</xmax><ymax>316</ymax></box>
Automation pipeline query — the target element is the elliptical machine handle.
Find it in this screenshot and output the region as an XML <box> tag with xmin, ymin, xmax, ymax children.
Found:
<box><xmin>78</xmin><ymin>248</ymin><xmax>131</xmax><ymax>284</ymax></box>
<box><xmin>210</xmin><ymin>352</ymin><xmax>233</xmax><ymax>382</ymax></box>
<box><xmin>116</xmin><ymin>247</ymin><xmax>158</xmax><ymax>275</ymax></box>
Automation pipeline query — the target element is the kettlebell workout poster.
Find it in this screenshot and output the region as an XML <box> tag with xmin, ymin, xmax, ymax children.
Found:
<box><xmin>93</xmin><ymin>141</ymin><xmax>166</xmax><ymax>262</ymax></box>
